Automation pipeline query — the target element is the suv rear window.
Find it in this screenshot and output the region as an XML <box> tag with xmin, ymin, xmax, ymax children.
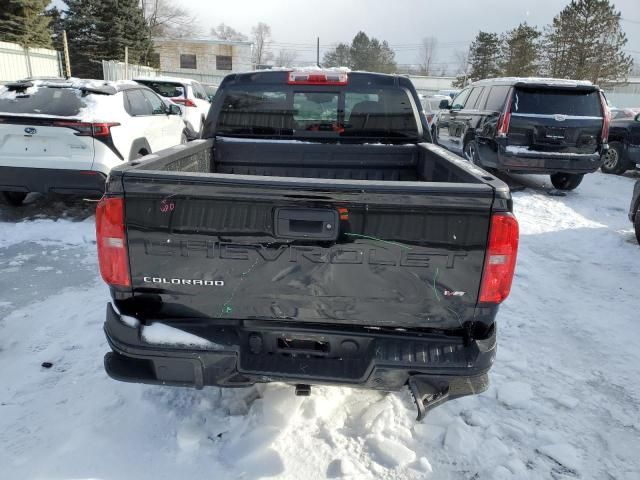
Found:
<box><xmin>0</xmin><ymin>87</ymin><xmax>85</xmax><ymax>116</ymax></box>
<box><xmin>512</xmin><ymin>88</ymin><xmax>602</xmax><ymax>117</ymax></box>
<box><xmin>216</xmin><ymin>85</ymin><xmax>419</xmax><ymax>141</ymax></box>
<box><xmin>136</xmin><ymin>81</ymin><xmax>186</xmax><ymax>98</ymax></box>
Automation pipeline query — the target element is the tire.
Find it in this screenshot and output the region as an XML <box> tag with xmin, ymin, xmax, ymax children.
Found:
<box><xmin>1</xmin><ymin>191</ymin><xmax>27</xmax><ymax>206</ymax></box>
<box><xmin>550</xmin><ymin>172</ymin><xmax>584</xmax><ymax>191</ymax></box>
<box><xmin>463</xmin><ymin>139</ymin><xmax>480</xmax><ymax>165</ymax></box>
<box><xmin>601</xmin><ymin>142</ymin><xmax>627</xmax><ymax>175</ymax></box>
<box><xmin>634</xmin><ymin>207</ymin><xmax>640</xmax><ymax>245</ymax></box>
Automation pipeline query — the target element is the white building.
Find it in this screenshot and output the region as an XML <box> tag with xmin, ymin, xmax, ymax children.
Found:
<box><xmin>153</xmin><ymin>37</ymin><xmax>253</xmax><ymax>84</ymax></box>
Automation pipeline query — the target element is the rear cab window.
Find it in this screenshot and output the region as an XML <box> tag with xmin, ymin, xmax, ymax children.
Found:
<box><xmin>511</xmin><ymin>88</ymin><xmax>603</xmax><ymax>117</ymax></box>
<box><xmin>215</xmin><ymin>76</ymin><xmax>421</xmax><ymax>142</ymax></box>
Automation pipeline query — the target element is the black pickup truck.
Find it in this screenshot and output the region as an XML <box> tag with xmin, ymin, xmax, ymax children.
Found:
<box><xmin>96</xmin><ymin>70</ymin><xmax>519</xmax><ymax>419</ymax></box>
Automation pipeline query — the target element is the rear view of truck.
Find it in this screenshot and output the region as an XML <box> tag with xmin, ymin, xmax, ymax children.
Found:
<box><xmin>97</xmin><ymin>70</ymin><xmax>518</xmax><ymax>419</ymax></box>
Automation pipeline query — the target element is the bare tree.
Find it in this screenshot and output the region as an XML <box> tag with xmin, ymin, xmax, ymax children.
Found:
<box><xmin>251</xmin><ymin>22</ymin><xmax>273</xmax><ymax>66</ymax></box>
<box><xmin>453</xmin><ymin>49</ymin><xmax>470</xmax><ymax>75</ymax></box>
<box><xmin>274</xmin><ymin>49</ymin><xmax>298</xmax><ymax>67</ymax></box>
<box><xmin>141</xmin><ymin>0</ymin><xmax>200</xmax><ymax>38</ymax></box>
<box><xmin>417</xmin><ymin>37</ymin><xmax>438</xmax><ymax>75</ymax></box>
<box><xmin>212</xmin><ymin>23</ymin><xmax>247</xmax><ymax>41</ymax></box>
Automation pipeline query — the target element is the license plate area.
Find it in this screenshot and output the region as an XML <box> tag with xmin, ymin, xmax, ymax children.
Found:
<box><xmin>238</xmin><ymin>329</ymin><xmax>373</xmax><ymax>381</ymax></box>
<box><xmin>545</xmin><ymin>127</ymin><xmax>566</xmax><ymax>138</ymax></box>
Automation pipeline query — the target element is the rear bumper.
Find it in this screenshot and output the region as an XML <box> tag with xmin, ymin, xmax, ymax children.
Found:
<box><xmin>104</xmin><ymin>303</ymin><xmax>495</xmax><ymax>397</ymax></box>
<box><xmin>0</xmin><ymin>166</ymin><xmax>107</xmax><ymax>195</ymax></box>
<box><xmin>496</xmin><ymin>147</ymin><xmax>603</xmax><ymax>174</ymax></box>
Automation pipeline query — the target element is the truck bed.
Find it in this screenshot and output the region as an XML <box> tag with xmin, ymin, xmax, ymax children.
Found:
<box><xmin>127</xmin><ymin>138</ymin><xmax>496</xmax><ymax>184</ymax></box>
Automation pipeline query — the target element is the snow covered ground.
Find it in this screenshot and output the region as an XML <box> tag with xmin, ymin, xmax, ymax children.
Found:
<box><xmin>1</xmin><ymin>173</ymin><xmax>639</xmax><ymax>480</ymax></box>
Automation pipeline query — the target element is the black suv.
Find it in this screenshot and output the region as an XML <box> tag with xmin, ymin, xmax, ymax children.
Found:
<box><xmin>436</xmin><ymin>78</ymin><xmax>609</xmax><ymax>190</ymax></box>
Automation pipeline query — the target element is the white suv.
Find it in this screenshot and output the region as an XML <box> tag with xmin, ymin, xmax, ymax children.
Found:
<box><xmin>0</xmin><ymin>79</ymin><xmax>186</xmax><ymax>205</ymax></box>
<box><xmin>133</xmin><ymin>77</ymin><xmax>211</xmax><ymax>137</ymax></box>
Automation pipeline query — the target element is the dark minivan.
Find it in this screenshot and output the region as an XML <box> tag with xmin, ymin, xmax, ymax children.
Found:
<box><xmin>436</xmin><ymin>78</ymin><xmax>609</xmax><ymax>190</ymax></box>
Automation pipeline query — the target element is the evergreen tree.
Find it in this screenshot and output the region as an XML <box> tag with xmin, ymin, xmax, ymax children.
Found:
<box><xmin>454</xmin><ymin>31</ymin><xmax>501</xmax><ymax>87</ymax></box>
<box><xmin>61</xmin><ymin>0</ymin><xmax>153</xmax><ymax>79</ymax></box>
<box><xmin>323</xmin><ymin>43</ymin><xmax>351</xmax><ymax>68</ymax></box>
<box><xmin>100</xmin><ymin>0</ymin><xmax>153</xmax><ymax>67</ymax></box>
<box><xmin>542</xmin><ymin>0</ymin><xmax>632</xmax><ymax>85</ymax></box>
<box><xmin>323</xmin><ymin>32</ymin><xmax>396</xmax><ymax>73</ymax></box>
<box><xmin>499</xmin><ymin>23</ymin><xmax>541</xmax><ymax>77</ymax></box>
<box><xmin>0</xmin><ymin>0</ymin><xmax>52</xmax><ymax>48</ymax></box>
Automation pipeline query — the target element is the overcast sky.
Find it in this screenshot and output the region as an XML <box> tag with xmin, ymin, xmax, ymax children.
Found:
<box><xmin>180</xmin><ymin>0</ymin><xmax>640</xmax><ymax>70</ymax></box>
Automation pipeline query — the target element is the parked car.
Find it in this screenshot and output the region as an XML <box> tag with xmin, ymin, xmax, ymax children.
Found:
<box><xmin>133</xmin><ymin>76</ymin><xmax>211</xmax><ymax>137</ymax></box>
<box><xmin>610</xmin><ymin>107</ymin><xmax>640</xmax><ymax>120</ymax></box>
<box><xmin>203</xmin><ymin>83</ymin><xmax>219</xmax><ymax>102</ymax></box>
<box><xmin>97</xmin><ymin>69</ymin><xmax>519</xmax><ymax>420</ymax></box>
<box><xmin>0</xmin><ymin>79</ymin><xmax>185</xmax><ymax>205</ymax></box>
<box><xmin>601</xmin><ymin>112</ymin><xmax>640</xmax><ymax>174</ymax></box>
<box><xmin>437</xmin><ymin>89</ymin><xmax>461</xmax><ymax>99</ymax></box>
<box><xmin>420</xmin><ymin>94</ymin><xmax>450</xmax><ymax>132</ymax></box>
<box><xmin>436</xmin><ymin>77</ymin><xmax>609</xmax><ymax>191</ymax></box>
<box><xmin>630</xmin><ymin>180</ymin><xmax>640</xmax><ymax>244</ymax></box>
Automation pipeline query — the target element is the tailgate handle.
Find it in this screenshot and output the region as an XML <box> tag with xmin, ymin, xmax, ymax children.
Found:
<box><xmin>275</xmin><ymin>208</ymin><xmax>339</xmax><ymax>240</ymax></box>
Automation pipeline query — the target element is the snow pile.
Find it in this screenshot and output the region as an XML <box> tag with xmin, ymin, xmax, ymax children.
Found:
<box><xmin>0</xmin><ymin>217</ymin><xmax>96</xmax><ymax>249</ymax></box>
<box><xmin>1</xmin><ymin>172</ymin><xmax>639</xmax><ymax>479</ymax></box>
<box><xmin>142</xmin><ymin>323</ymin><xmax>221</xmax><ymax>348</ymax></box>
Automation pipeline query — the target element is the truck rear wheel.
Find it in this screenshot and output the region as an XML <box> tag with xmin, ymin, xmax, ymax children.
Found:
<box><xmin>550</xmin><ymin>172</ymin><xmax>584</xmax><ymax>191</ymax></box>
<box><xmin>1</xmin><ymin>191</ymin><xmax>27</xmax><ymax>206</ymax></box>
<box><xmin>601</xmin><ymin>142</ymin><xmax>627</xmax><ymax>175</ymax></box>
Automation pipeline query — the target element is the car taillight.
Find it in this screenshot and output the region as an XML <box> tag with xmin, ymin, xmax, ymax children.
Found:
<box><xmin>287</xmin><ymin>70</ymin><xmax>348</xmax><ymax>85</ymax></box>
<box><xmin>496</xmin><ymin>89</ymin><xmax>514</xmax><ymax>138</ymax></box>
<box><xmin>427</xmin><ymin>113</ymin><xmax>435</xmax><ymax>124</ymax></box>
<box><xmin>479</xmin><ymin>213</ymin><xmax>519</xmax><ymax>304</ymax></box>
<box><xmin>54</xmin><ymin>121</ymin><xmax>119</xmax><ymax>137</ymax></box>
<box><xmin>599</xmin><ymin>92</ymin><xmax>610</xmax><ymax>142</ymax></box>
<box><xmin>171</xmin><ymin>98</ymin><xmax>196</xmax><ymax>107</ymax></box>
<box><xmin>96</xmin><ymin>196</ymin><xmax>130</xmax><ymax>288</ymax></box>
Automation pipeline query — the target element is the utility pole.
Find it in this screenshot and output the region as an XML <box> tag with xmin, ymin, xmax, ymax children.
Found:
<box><xmin>317</xmin><ymin>37</ymin><xmax>320</xmax><ymax>67</ymax></box>
<box><xmin>124</xmin><ymin>46</ymin><xmax>129</xmax><ymax>79</ymax></box>
<box><xmin>62</xmin><ymin>30</ymin><xmax>71</xmax><ymax>78</ymax></box>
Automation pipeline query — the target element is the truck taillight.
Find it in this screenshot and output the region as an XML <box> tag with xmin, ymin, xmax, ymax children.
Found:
<box><xmin>479</xmin><ymin>213</ymin><xmax>519</xmax><ymax>304</ymax></box>
<box><xmin>496</xmin><ymin>89</ymin><xmax>514</xmax><ymax>138</ymax></box>
<box><xmin>600</xmin><ymin>92</ymin><xmax>610</xmax><ymax>142</ymax></box>
<box><xmin>287</xmin><ymin>70</ymin><xmax>348</xmax><ymax>85</ymax></box>
<box><xmin>96</xmin><ymin>196</ymin><xmax>130</xmax><ymax>287</ymax></box>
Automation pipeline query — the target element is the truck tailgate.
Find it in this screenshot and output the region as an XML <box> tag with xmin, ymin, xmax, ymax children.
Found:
<box><xmin>121</xmin><ymin>173</ymin><xmax>495</xmax><ymax>330</ymax></box>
